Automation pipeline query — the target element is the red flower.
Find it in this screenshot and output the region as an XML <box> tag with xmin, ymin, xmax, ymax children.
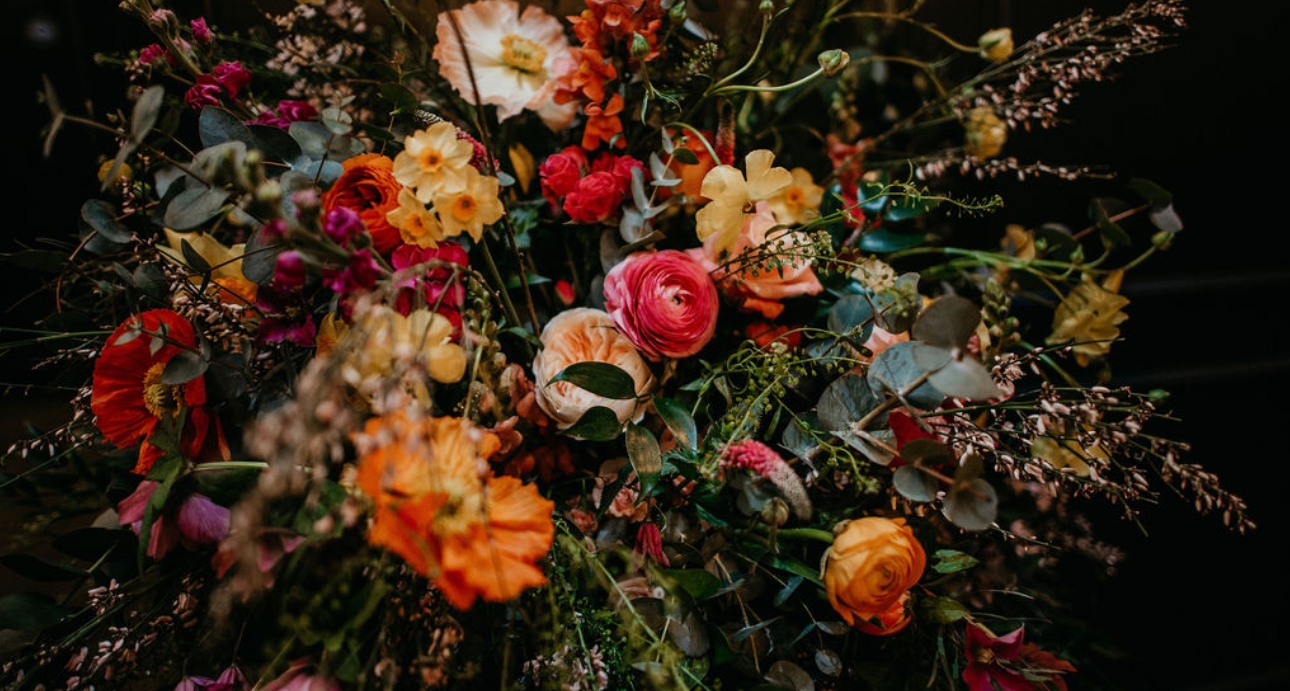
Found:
<box><xmin>320</xmin><ymin>153</ymin><xmax>405</xmax><ymax>254</ymax></box>
<box><xmin>90</xmin><ymin>309</ymin><xmax>211</xmax><ymax>475</ymax></box>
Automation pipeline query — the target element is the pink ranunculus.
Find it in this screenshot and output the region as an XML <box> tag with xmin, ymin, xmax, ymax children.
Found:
<box><xmin>687</xmin><ymin>201</ymin><xmax>823</xmax><ymax>319</ymax></box>
<box><xmin>564</xmin><ymin>171</ymin><xmax>625</xmax><ymax>223</ymax></box>
<box><xmin>603</xmin><ymin>249</ymin><xmax>719</xmax><ymax>361</ymax></box>
<box><xmin>211</xmin><ymin>61</ymin><xmax>252</xmax><ymax>98</ymax></box>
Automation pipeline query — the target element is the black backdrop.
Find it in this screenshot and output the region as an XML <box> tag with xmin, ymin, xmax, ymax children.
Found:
<box><xmin>4</xmin><ymin>2</ymin><xmax>1287</xmax><ymax>690</ymax></box>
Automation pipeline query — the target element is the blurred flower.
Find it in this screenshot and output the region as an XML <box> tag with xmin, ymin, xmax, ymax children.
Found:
<box><xmin>260</xmin><ymin>659</ymin><xmax>341</xmax><ymax>691</ymax></box>
<box><xmin>962</xmin><ymin>623</ymin><xmax>1030</xmax><ymax>691</ymax></box>
<box><xmin>172</xmin><ymin>665</ymin><xmax>247</xmax><ymax>691</ymax></box>
<box><xmin>823</xmin><ymin>516</ymin><xmax>926</xmax><ymax>634</ymax></box>
<box><xmin>118</xmin><ymin>480</ymin><xmax>230</xmax><ymax>561</ymax></box>
<box><xmin>321</xmin><ymin>153</ymin><xmax>405</xmax><ymax>255</ymax></box>
<box><xmin>90</xmin><ymin>309</ymin><xmax>212</xmax><ymax>475</ymax></box>
<box><xmin>766</xmin><ymin>167</ymin><xmax>824</xmax><ymax>225</ymax></box>
<box><xmin>337</xmin><ymin>304</ymin><xmax>468</xmax><ymax>403</ymax></box>
<box><xmin>602</xmin><ymin>249</ymin><xmax>719</xmax><ymax>361</ymax></box>
<box><xmin>978</xmin><ymin>28</ymin><xmax>1014</xmax><ymax>63</ymax></box>
<box><xmin>964</xmin><ymin>106</ymin><xmax>1007</xmax><ymax>158</ymax></box>
<box><xmin>354</xmin><ymin>407</ymin><xmax>555</xmax><ymax>609</ymax></box>
<box><xmin>432</xmin><ymin>0</ymin><xmax>578</xmax><ymax>130</ymax></box>
<box><xmin>1046</xmin><ymin>271</ymin><xmax>1129</xmax><ymax>366</ymax></box>
<box><xmin>530</xmin><ymin>307</ymin><xmax>654</xmax><ymax>430</ymax></box>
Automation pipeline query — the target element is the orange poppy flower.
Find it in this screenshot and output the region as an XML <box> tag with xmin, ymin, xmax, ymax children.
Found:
<box><xmin>354</xmin><ymin>409</ymin><xmax>555</xmax><ymax>610</ymax></box>
<box><xmin>90</xmin><ymin>309</ymin><xmax>211</xmax><ymax>475</ymax></box>
<box><xmin>321</xmin><ymin>153</ymin><xmax>405</xmax><ymax>255</ymax></box>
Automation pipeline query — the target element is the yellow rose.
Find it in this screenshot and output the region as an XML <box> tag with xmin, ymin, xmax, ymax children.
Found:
<box><xmin>822</xmin><ymin>516</ymin><xmax>926</xmax><ymax>634</ymax></box>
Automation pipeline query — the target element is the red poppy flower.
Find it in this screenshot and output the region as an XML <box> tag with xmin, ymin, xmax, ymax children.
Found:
<box><xmin>90</xmin><ymin>309</ymin><xmax>211</xmax><ymax>475</ymax></box>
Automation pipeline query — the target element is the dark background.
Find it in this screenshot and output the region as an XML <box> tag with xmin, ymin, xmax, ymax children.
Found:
<box><xmin>4</xmin><ymin>2</ymin><xmax>1287</xmax><ymax>690</ymax></box>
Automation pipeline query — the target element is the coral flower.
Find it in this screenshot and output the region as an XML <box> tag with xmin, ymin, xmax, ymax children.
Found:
<box><xmin>695</xmin><ymin>150</ymin><xmax>794</xmax><ymax>255</ymax></box>
<box><xmin>393</xmin><ymin>122</ymin><xmax>475</xmax><ymax>203</ymax></box>
<box><xmin>91</xmin><ymin>309</ymin><xmax>211</xmax><ymax>475</ymax></box>
<box><xmin>321</xmin><ymin>153</ymin><xmax>406</xmax><ymax>255</ymax></box>
<box><xmin>433</xmin><ymin>0</ymin><xmax>578</xmax><ymax>131</ymax></box>
<box><xmin>354</xmin><ymin>408</ymin><xmax>556</xmax><ymax>610</ymax></box>
<box><xmin>432</xmin><ymin>168</ymin><xmax>505</xmax><ymax>242</ymax></box>
<box><xmin>602</xmin><ymin>249</ymin><xmax>719</xmax><ymax>361</ymax></box>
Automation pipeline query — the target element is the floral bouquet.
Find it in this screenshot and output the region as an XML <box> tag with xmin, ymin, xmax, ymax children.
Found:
<box><xmin>0</xmin><ymin>0</ymin><xmax>1254</xmax><ymax>690</ymax></box>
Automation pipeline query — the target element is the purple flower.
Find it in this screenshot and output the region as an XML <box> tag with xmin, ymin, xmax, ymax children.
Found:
<box><xmin>117</xmin><ymin>481</ymin><xmax>230</xmax><ymax>560</ymax></box>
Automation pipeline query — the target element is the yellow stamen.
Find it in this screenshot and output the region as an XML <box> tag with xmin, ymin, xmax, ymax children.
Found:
<box><xmin>500</xmin><ymin>34</ymin><xmax>547</xmax><ymax>74</ymax></box>
<box><xmin>451</xmin><ymin>195</ymin><xmax>477</xmax><ymax>222</ymax></box>
<box><xmin>142</xmin><ymin>362</ymin><xmax>182</xmax><ymax>419</ymax></box>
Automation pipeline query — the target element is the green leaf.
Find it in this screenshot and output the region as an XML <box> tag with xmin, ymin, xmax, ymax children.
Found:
<box><xmin>626</xmin><ymin>423</ymin><xmax>662</xmax><ymax>496</ymax></box>
<box><xmin>671</xmin><ymin>146</ymin><xmax>699</xmax><ymax>165</ymax></box>
<box><xmin>561</xmin><ymin>406</ymin><xmax>623</xmax><ymax>441</ymax></box>
<box><xmin>892</xmin><ymin>464</ymin><xmax>939</xmax><ymax>502</ymax></box>
<box><xmin>81</xmin><ymin>199</ymin><xmax>133</xmax><ymax>244</ymax></box>
<box><xmin>549</xmin><ymin>361</ymin><xmax>639</xmax><ymax>400</ymax></box>
<box><xmin>654</xmin><ymin>397</ymin><xmax>698</xmax><ymax>452</ymax></box>
<box><xmin>827</xmin><ymin>294</ymin><xmax>876</xmax><ymax>340</ymax></box>
<box><xmin>926</xmin><ymin>355</ymin><xmax>1004</xmax><ymax>401</ymax></box>
<box><xmin>199</xmin><ymin>106</ymin><xmax>253</xmax><ymax>149</ymax></box>
<box><xmin>883</xmin><ymin>193</ymin><xmax>940</xmax><ymax>223</ymax></box>
<box><xmin>859</xmin><ymin>226</ymin><xmax>928</xmax><ymax>252</ymax></box>
<box><xmin>1126</xmin><ymin>177</ymin><xmax>1173</xmax><ymax>210</ymax></box>
<box><xmin>1149</xmin><ymin>204</ymin><xmax>1184</xmax><ymax>233</ymax></box>
<box><xmin>921</xmin><ymin>595</ymin><xmax>970</xmax><ymax>623</ymax></box>
<box><xmin>247</xmin><ymin>123</ymin><xmax>309</xmax><ymax>172</ymax></box>
<box><xmin>161</xmin><ymin>349</ymin><xmax>208</xmax><ymax>385</ymax></box>
<box><xmin>867</xmin><ymin>342</ymin><xmax>944</xmax><ymax>409</ymax></box>
<box><xmin>658</xmin><ymin>567</ymin><xmax>721</xmax><ymax>601</ymax></box>
<box><xmin>1089</xmin><ymin>197</ymin><xmax>1132</xmax><ymax>248</ymax></box>
<box><xmin>0</xmin><ymin>593</ymin><xmax>69</xmax><ymax>631</ymax></box>
<box><xmin>931</xmin><ymin>549</ymin><xmax>980</xmax><ymax>574</ymax></box>
<box><xmin>379</xmin><ymin>83</ymin><xmax>420</xmax><ymax>116</ymax></box>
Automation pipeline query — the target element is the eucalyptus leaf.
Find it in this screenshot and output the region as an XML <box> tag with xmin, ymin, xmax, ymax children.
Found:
<box><xmin>131</xmin><ymin>84</ymin><xmax>166</xmax><ymax>144</ymax></box>
<box><xmin>1149</xmin><ymin>204</ymin><xmax>1184</xmax><ymax>233</ymax></box>
<box><xmin>199</xmin><ymin>106</ymin><xmax>253</xmax><ymax>149</ymax></box>
<box><xmin>1090</xmin><ymin>197</ymin><xmax>1132</xmax><ymax>248</ymax></box>
<box><xmin>867</xmin><ymin>342</ymin><xmax>944</xmax><ymax>409</ymax></box>
<box><xmin>858</xmin><ymin>226</ymin><xmax>928</xmax><ymax>253</ymax></box>
<box><xmin>910</xmin><ymin>295</ymin><xmax>980</xmax><ymax>349</ymax></box>
<box><xmin>549</xmin><ymin>361</ymin><xmax>639</xmax><ymax>400</ymax></box>
<box><xmin>654</xmin><ymin>397</ymin><xmax>698</xmax><ymax>452</ymax></box>
<box><xmin>815</xmin><ymin>648</ymin><xmax>843</xmax><ymax>677</ymax></box>
<box><xmin>814</xmin><ymin>620</ymin><xmax>851</xmax><ymax>635</ymax></box>
<box><xmin>826</xmin><ymin>294</ymin><xmax>875</xmax><ymax>341</ymax></box>
<box><xmin>817</xmin><ymin>373</ymin><xmax>881</xmax><ymax>432</ymax></box>
<box><xmin>871</xmin><ymin>273</ymin><xmax>922</xmax><ymax>333</ymax></box>
<box><xmin>943</xmin><ymin>477</ymin><xmax>998</xmax><ymax>531</ymax></box>
<box><xmin>765</xmin><ymin>660</ymin><xmax>814</xmax><ymax>691</ymax></box>
<box><xmin>247</xmin><ymin>123</ymin><xmax>309</xmax><ymax>171</ymax></box>
<box><xmin>1126</xmin><ymin>177</ymin><xmax>1173</xmax><ymax>209</ymax></box>
<box><xmin>668</xmin><ymin>610</ymin><xmax>711</xmax><ymax>657</ymax></box>
<box><xmin>626</xmin><ymin>423</ymin><xmax>662</xmax><ymax>495</ymax></box>
<box><xmin>378</xmin><ymin>82</ymin><xmax>420</xmax><ymax>115</ymax></box>
<box><xmin>883</xmin><ymin>193</ymin><xmax>940</xmax><ymax>223</ymax></box>
<box><xmin>241</xmin><ymin>224</ymin><xmax>285</xmax><ymax>284</ymax></box>
<box><xmin>671</xmin><ymin>146</ymin><xmax>699</xmax><ymax>165</ymax></box>
<box><xmin>163</xmin><ymin>187</ymin><xmax>232</xmax><ymax>230</ymax></box>
<box><xmin>81</xmin><ymin>199</ymin><xmax>133</xmax><ymax>244</ymax></box>
<box><xmin>926</xmin><ymin>355</ymin><xmax>1004</xmax><ymax>401</ymax></box>
<box><xmin>659</xmin><ymin>567</ymin><xmax>721</xmax><ymax>600</ymax></box>
<box><xmin>179</xmin><ymin>238</ymin><xmax>213</xmax><ymax>274</ymax></box>
<box><xmin>892</xmin><ymin>465</ymin><xmax>940</xmax><ymax>502</ymax></box>
<box><xmin>161</xmin><ymin>349</ymin><xmax>208</xmax><ymax>385</ymax></box>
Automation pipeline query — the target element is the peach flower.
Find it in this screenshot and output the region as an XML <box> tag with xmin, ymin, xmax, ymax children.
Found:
<box><xmin>530</xmin><ymin>307</ymin><xmax>654</xmax><ymax>431</ymax></box>
<box><xmin>822</xmin><ymin>516</ymin><xmax>926</xmax><ymax>634</ymax></box>
<box><xmin>688</xmin><ymin>201</ymin><xmax>823</xmax><ymax>319</ymax></box>
<box><xmin>602</xmin><ymin>249</ymin><xmax>719</xmax><ymax>361</ymax></box>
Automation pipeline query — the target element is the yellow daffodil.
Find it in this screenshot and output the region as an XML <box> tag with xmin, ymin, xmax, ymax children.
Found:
<box><xmin>432</xmin><ymin>168</ymin><xmax>504</xmax><ymax>243</ymax></box>
<box><xmin>767</xmin><ymin>167</ymin><xmax>825</xmax><ymax>226</ymax></box>
<box><xmin>340</xmin><ymin>305</ymin><xmax>468</xmax><ymax>408</ymax></box>
<box><xmin>392</xmin><ymin>122</ymin><xmax>475</xmax><ymax>203</ymax></box>
<box><xmin>387</xmin><ymin>187</ymin><xmax>446</xmax><ymax>248</ymax></box>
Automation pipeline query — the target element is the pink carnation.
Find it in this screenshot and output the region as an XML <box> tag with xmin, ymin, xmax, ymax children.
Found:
<box><xmin>603</xmin><ymin>249</ymin><xmax>719</xmax><ymax>361</ymax></box>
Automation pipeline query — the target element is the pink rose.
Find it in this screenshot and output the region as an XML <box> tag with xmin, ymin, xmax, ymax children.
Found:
<box><xmin>564</xmin><ymin>171</ymin><xmax>625</xmax><ymax>223</ymax></box>
<box><xmin>539</xmin><ymin>146</ymin><xmax>589</xmax><ymax>210</ymax></box>
<box><xmin>687</xmin><ymin>201</ymin><xmax>823</xmax><ymax>319</ymax></box>
<box><xmin>531</xmin><ymin>307</ymin><xmax>654</xmax><ymax>431</ymax></box>
<box><xmin>603</xmin><ymin>249</ymin><xmax>719</xmax><ymax>361</ymax></box>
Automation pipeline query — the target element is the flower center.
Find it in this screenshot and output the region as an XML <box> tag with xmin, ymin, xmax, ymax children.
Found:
<box><xmin>500</xmin><ymin>34</ymin><xmax>547</xmax><ymax>74</ymax></box>
<box><xmin>786</xmin><ymin>187</ymin><xmax>805</xmax><ymax>211</ymax></box>
<box><xmin>419</xmin><ymin>148</ymin><xmax>444</xmax><ymax>171</ymax></box>
<box><xmin>450</xmin><ymin>195</ymin><xmax>477</xmax><ymax>222</ymax></box>
<box><xmin>142</xmin><ymin>361</ymin><xmax>183</xmax><ymax>420</ymax></box>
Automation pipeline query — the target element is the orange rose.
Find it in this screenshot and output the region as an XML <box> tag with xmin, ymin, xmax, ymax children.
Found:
<box><xmin>822</xmin><ymin>516</ymin><xmax>926</xmax><ymax>634</ymax></box>
<box><xmin>321</xmin><ymin>153</ymin><xmax>405</xmax><ymax>255</ymax></box>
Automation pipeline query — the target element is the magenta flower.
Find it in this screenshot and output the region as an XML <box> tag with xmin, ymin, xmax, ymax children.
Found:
<box><xmin>190</xmin><ymin>17</ymin><xmax>213</xmax><ymax>44</ymax></box>
<box><xmin>173</xmin><ymin>665</ymin><xmax>247</xmax><ymax>691</ymax></box>
<box><xmin>118</xmin><ymin>480</ymin><xmax>230</xmax><ymax>561</ymax></box>
<box><xmin>962</xmin><ymin>623</ymin><xmax>1033</xmax><ymax>691</ymax></box>
<box><xmin>603</xmin><ymin>249</ymin><xmax>719</xmax><ymax>361</ymax></box>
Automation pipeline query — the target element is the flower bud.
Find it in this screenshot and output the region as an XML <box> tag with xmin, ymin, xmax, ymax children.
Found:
<box><xmin>630</xmin><ymin>32</ymin><xmax>651</xmax><ymax>61</ymax></box>
<box><xmin>759</xmin><ymin>0</ymin><xmax>775</xmax><ymax>14</ymax></box>
<box><xmin>963</xmin><ymin>107</ymin><xmax>1007</xmax><ymax>158</ymax></box>
<box><xmin>760</xmin><ymin>497</ymin><xmax>791</xmax><ymax>528</ymax></box>
<box><xmin>977</xmin><ymin>28</ymin><xmax>1013</xmax><ymax>63</ymax></box>
<box><xmin>818</xmin><ymin>49</ymin><xmax>850</xmax><ymax>78</ymax></box>
<box><xmin>668</xmin><ymin>0</ymin><xmax>687</xmax><ymax>22</ymax></box>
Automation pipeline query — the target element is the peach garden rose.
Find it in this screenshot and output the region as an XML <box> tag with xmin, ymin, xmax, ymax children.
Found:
<box><xmin>822</xmin><ymin>516</ymin><xmax>926</xmax><ymax>635</ymax></box>
<box><xmin>603</xmin><ymin>249</ymin><xmax>720</xmax><ymax>362</ymax></box>
<box><xmin>530</xmin><ymin>307</ymin><xmax>655</xmax><ymax>430</ymax></box>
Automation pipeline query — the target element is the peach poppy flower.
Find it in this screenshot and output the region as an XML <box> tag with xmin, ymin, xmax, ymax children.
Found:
<box><xmin>695</xmin><ymin>149</ymin><xmax>794</xmax><ymax>256</ymax></box>
<box><xmin>433</xmin><ymin>0</ymin><xmax>578</xmax><ymax>131</ymax></box>
<box><xmin>354</xmin><ymin>408</ymin><xmax>555</xmax><ymax>610</ymax></box>
<box><xmin>321</xmin><ymin>153</ymin><xmax>406</xmax><ymax>254</ymax></box>
<box><xmin>90</xmin><ymin>309</ymin><xmax>212</xmax><ymax>475</ymax></box>
<box><xmin>392</xmin><ymin>122</ymin><xmax>475</xmax><ymax>203</ymax></box>
<box><xmin>431</xmin><ymin>168</ymin><xmax>505</xmax><ymax>243</ymax></box>
<box><xmin>689</xmin><ymin>202</ymin><xmax>823</xmax><ymax>319</ymax></box>
<box><xmin>530</xmin><ymin>307</ymin><xmax>654</xmax><ymax>431</ymax></box>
